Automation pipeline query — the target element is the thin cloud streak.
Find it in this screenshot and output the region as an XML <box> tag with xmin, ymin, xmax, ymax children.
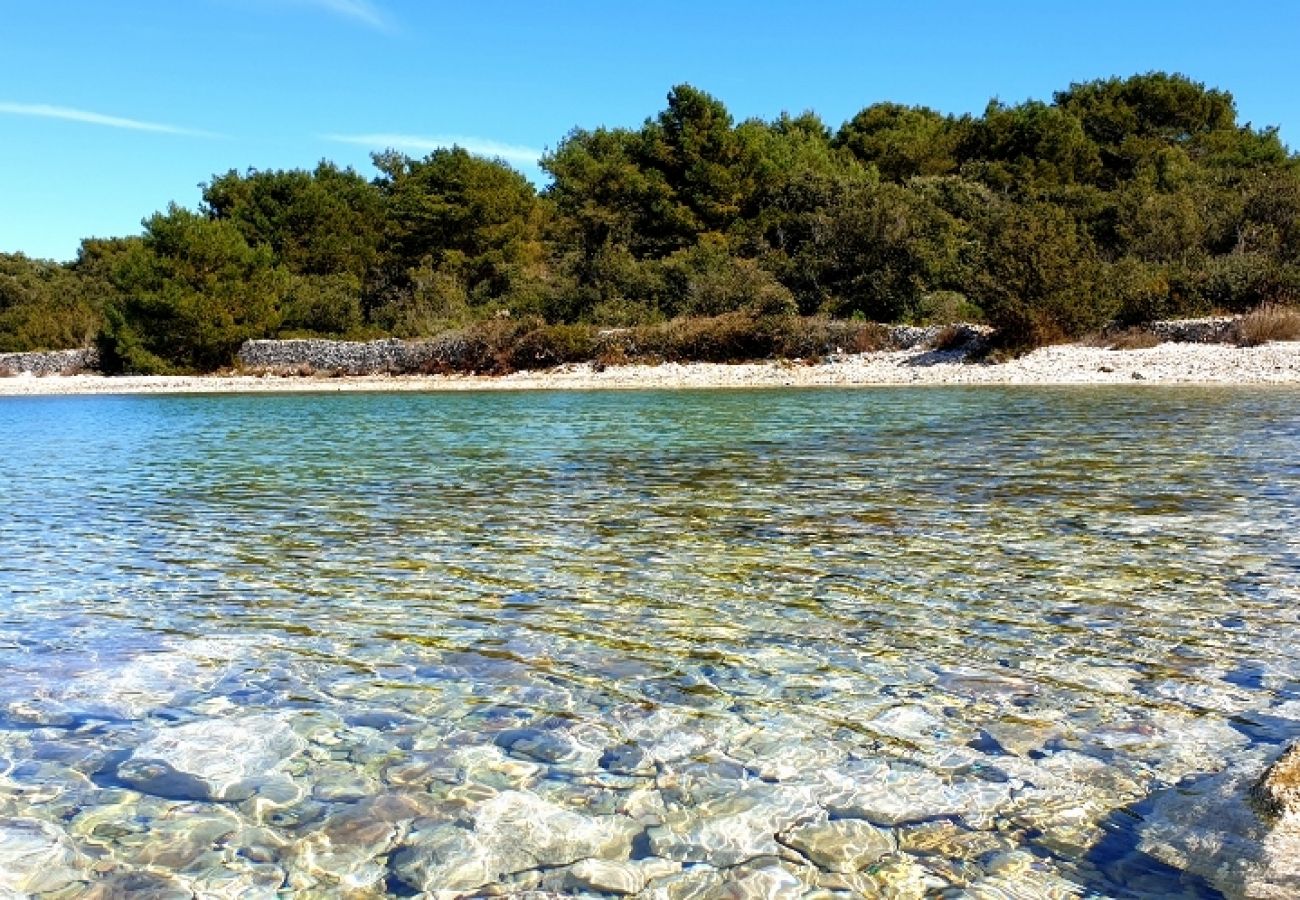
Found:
<box><xmin>325</xmin><ymin>132</ymin><xmax>544</xmax><ymax>165</ymax></box>
<box><xmin>0</xmin><ymin>102</ymin><xmax>220</xmax><ymax>138</ymax></box>
<box><xmin>287</xmin><ymin>0</ymin><xmax>393</xmax><ymax>32</ymax></box>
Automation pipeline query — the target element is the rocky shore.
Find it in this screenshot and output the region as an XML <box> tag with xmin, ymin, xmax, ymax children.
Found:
<box><xmin>2</xmin><ymin>337</ymin><xmax>1299</xmax><ymax>394</ymax></box>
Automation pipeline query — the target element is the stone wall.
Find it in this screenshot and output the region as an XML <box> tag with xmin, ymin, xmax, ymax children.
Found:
<box><xmin>238</xmin><ymin>325</ymin><xmax>998</xmax><ymax>375</ymax></box>
<box><xmin>229</xmin><ymin>317</ymin><xmax>1248</xmax><ymax>376</ymax></box>
<box><xmin>0</xmin><ymin>348</ymin><xmax>99</xmax><ymax>376</ymax></box>
<box><xmin>1146</xmin><ymin>316</ymin><xmax>1240</xmax><ymax>343</ymax></box>
<box><xmin>885</xmin><ymin>323</ymin><xmax>990</xmax><ymax>349</ymax></box>
<box><xmin>237</xmin><ymin>339</ymin><xmax>440</xmax><ymax>375</ymax></box>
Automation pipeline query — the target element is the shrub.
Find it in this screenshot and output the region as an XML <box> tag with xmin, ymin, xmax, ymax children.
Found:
<box><xmin>929</xmin><ymin>324</ymin><xmax>971</xmax><ymax>350</ymax></box>
<box><xmin>1234</xmin><ymin>305</ymin><xmax>1300</xmax><ymax>346</ymax></box>
<box><xmin>1197</xmin><ymin>254</ymin><xmax>1300</xmax><ymax>313</ymax></box>
<box><xmin>912</xmin><ymin>291</ymin><xmax>985</xmax><ymax>325</ymax></box>
<box><xmin>1107</xmin><ymin>327</ymin><xmax>1162</xmax><ymax>350</ymax></box>
<box><xmin>971</xmin><ymin>203</ymin><xmax>1115</xmax><ymax>350</ymax></box>
<box><xmin>663</xmin><ymin>244</ymin><xmax>797</xmax><ymax>318</ymax></box>
<box><xmin>281</xmin><ymin>273</ymin><xmax>364</xmax><ymax>335</ymax></box>
<box><xmin>771</xmin><ymin>316</ymin><xmax>888</xmax><ymax>357</ymax></box>
<box><xmin>508</xmin><ymin>323</ymin><xmax>598</xmax><ymax>370</ymax></box>
<box><xmin>590</xmin><ymin>313</ymin><xmax>889</xmax><ymax>365</ymax></box>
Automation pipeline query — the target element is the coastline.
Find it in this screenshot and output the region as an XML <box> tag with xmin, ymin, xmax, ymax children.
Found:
<box><xmin>3</xmin><ymin>340</ymin><xmax>1300</xmax><ymax>395</ymax></box>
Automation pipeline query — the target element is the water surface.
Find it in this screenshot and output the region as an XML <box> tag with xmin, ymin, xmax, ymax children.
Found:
<box><xmin>0</xmin><ymin>388</ymin><xmax>1298</xmax><ymax>897</ymax></box>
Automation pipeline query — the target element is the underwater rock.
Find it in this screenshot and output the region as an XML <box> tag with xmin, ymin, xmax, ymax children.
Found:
<box><xmin>494</xmin><ymin>725</ymin><xmax>604</xmax><ymax>772</ymax></box>
<box><xmin>0</xmin><ymin>817</ymin><xmax>87</xmax><ymax>895</ymax></box>
<box><xmin>78</xmin><ymin>870</ymin><xmax>197</xmax><ymax>899</ymax></box>
<box><xmin>555</xmin><ymin>857</ymin><xmax>678</xmax><ymax>895</ymax></box>
<box><xmin>714</xmin><ymin>862</ymin><xmax>807</xmax><ymax>899</ymax></box>
<box><xmin>600</xmin><ymin>742</ymin><xmax>656</xmax><ymax>776</ymax></box>
<box><xmin>1254</xmin><ymin>740</ymin><xmax>1300</xmax><ymax>818</ymax></box>
<box><xmin>648</xmin><ymin>784</ymin><xmax>820</xmax><ymax>867</ymax></box>
<box><xmin>778</xmin><ymin>818</ymin><xmax>895</xmax><ymax>873</ymax></box>
<box><xmin>1136</xmin><ymin>747</ymin><xmax>1300</xmax><ymax>899</ymax></box>
<box><xmin>119</xmin><ymin>716</ymin><xmax>305</xmax><ymax>801</ymax></box>
<box><xmin>823</xmin><ymin>761</ymin><xmax>1012</xmax><ymax>828</ymax></box>
<box><xmin>391</xmin><ymin>789</ymin><xmax>639</xmax><ymax>892</ymax></box>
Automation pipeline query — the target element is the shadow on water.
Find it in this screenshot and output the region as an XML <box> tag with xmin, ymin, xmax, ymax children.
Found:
<box><xmin>1075</xmin><ymin>715</ymin><xmax>1300</xmax><ymax>897</ymax></box>
<box><xmin>1077</xmin><ymin>796</ymin><xmax>1227</xmax><ymax>899</ymax></box>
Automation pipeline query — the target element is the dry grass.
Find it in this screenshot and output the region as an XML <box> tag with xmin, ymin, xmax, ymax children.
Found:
<box><xmin>929</xmin><ymin>324</ymin><xmax>973</xmax><ymax>351</ymax></box>
<box><xmin>1108</xmin><ymin>327</ymin><xmax>1162</xmax><ymax>350</ymax></box>
<box><xmin>1234</xmin><ymin>305</ymin><xmax>1300</xmax><ymax>347</ymax></box>
<box><xmin>1078</xmin><ymin>327</ymin><xmax>1161</xmax><ymax>350</ymax></box>
<box><xmin>593</xmin><ymin>314</ymin><xmax>889</xmax><ymax>366</ymax></box>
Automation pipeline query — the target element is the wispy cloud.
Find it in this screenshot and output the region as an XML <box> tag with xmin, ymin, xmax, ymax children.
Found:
<box><xmin>325</xmin><ymin>132</ymin><xmax>544</xmax><ymax>166</ymax></box>
<box><xmin>282</xmin><ymin>0</ymin><xmax>393</xmax><ymax>32</ymax></box>
<box><xmin>0</xmin><ymin>102</ymin><xmax>220</xmax><ymax>138</ymax></box>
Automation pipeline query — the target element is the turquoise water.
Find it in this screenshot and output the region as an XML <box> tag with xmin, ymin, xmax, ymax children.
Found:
<box><xmin>0</xmin><ymin>388</ymin><xmax>1298</xmax><ymax>897</ymax></box>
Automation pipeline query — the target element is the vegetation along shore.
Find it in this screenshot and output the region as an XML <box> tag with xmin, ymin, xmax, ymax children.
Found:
<box><xmin>4</xmin><ymin>72</ymin><xmax>1300</xmax><ymax>377</ymax></box>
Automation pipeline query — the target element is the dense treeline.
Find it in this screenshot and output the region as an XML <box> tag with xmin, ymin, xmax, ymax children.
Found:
<box><xmin>3</xmin><ymin>73</ymin><xmax>1299</xmax><ymax>371</ymax></box>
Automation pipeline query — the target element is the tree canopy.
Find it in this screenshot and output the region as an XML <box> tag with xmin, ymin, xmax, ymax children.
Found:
<box><xmin>4</xmin><ymin>72</ymin><xmax>1298</xmax><ymax>369</ymax></box>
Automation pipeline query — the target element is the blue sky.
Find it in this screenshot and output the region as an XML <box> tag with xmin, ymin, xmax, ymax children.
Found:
<box><xmin>3</xmin><ymin>0</ymin><xmax>1299</xmax><ymax>261</ymax></box>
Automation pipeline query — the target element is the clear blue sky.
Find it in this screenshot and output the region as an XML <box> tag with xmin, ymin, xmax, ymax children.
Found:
<box><xmin>3</xmin><ymin>0</ymin><xmax>1298</xmax><ymax>261</ymax></box>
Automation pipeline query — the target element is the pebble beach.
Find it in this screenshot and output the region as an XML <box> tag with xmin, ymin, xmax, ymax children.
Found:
<box><xmin>2</xmin><ymin>339</ymin><xmax>1300</xmax><ymax>394</ymax></box>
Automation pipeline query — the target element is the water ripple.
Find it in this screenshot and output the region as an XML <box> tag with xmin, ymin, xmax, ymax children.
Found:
<box><xmin>0</xmin><ymin>387</ymin><xmax>1297</xmax><ymax>896</ymax></box>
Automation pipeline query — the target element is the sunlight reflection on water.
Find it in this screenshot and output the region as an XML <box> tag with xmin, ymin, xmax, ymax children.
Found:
<box><xmin>0</xmin><ymin>387</ymin><xmax>1296</xmax><ymax>896</ymax></box>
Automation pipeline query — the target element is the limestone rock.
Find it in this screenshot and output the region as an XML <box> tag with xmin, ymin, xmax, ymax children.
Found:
<box><xmin>1137</xmin><ymin>752</ymin><xmax>1300</xmax><ymax>899</ymax></box>
<box><xmin>779</xmin><ymin>818</ymin><xmax>895</xmax><ymax>873</ymax></box>
<box><xmin>0</xmin><ymin>818</ymin><xmax>87</xmax><ymax>895</ymax></box>
<box><xmin>1254</xmin><ymin>741</ymin><xmax>1300</xmax><ymax>818</ymax></box>
<box><xmin>648</xmin><ymin>784</ymin><xmax>819</xmax><ymax>867</ymax></box>
<box><xmin>119</xmin><ymin>716</ymin><xmax>305</xmax><ymax>801</ymax></box>
<box><xmin>561</xmin><ymin>858</ymin><xmax>647</xmax><ymax>895</ymax></box>
<box><xmin>391</xmin><ymin>789</ymin><xmax>638</xmax><ymax>892</ymax></box>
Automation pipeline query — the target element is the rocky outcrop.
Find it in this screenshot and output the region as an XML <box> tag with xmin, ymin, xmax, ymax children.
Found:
<box><xmin>0</xmin><ymin>347</ymin><xmax>98</xmax><ymax>375</ymax></box>
<box><xmin>237</xmin><ymin>338</ymin><xmax>441</xmax><ymax>375</ymax></box>
<box><xmin>237</xmin><ymin>325</ymin><xmax>995</xmax><ymax>375</ymax></box>
<box><xmin>886</xmin><ymin>322</ymin><xmax>990</xmax><ymax>349</ymax></box>
<box><xmin>1134</xmin><ymin>743</ymin><xmax>1300</xmax><ymax>899</ymax></box>
<box><xmin>1254</xmin><ymin>741</ymin><xmax>1300</xmax><ymax>819</ymax></box>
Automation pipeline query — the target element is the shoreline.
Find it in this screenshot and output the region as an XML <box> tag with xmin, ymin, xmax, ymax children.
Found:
<box><xmin>3</xmin><ymin>340</ymin><xmax>1300</xmax><ymax>395</ymax></box>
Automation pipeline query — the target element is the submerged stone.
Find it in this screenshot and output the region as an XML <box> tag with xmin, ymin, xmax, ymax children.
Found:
<box><xmin>559</xmin><ymin>858</ymin><xmax>654</xmax><ymax>895</ymax></box>
<box><xmin>0</xmin><ymin>818</ymin><xmax>87</xmax><ymax>895</ymax></box>
<box><xmin>648</xmin><ymin>784</ymin><xmax>820</xmax><ymax>867</ymax></box>
<box><xmin>779</xmin><ymin>818</ymin><xmax>895</xmax><ymax>873</ymax></box>
<box><xmin>1137</xmin><ymin>749</ymin><xmax>1300</xmax><ymax>899</ymax></box>
<box><xmin>1254</xmin><ymin>740</ymin><xmax>1300</xmax><ymax>818</ymax></box>
<box><xmin>118</xmin><ymin>716</ymin><xmax>305</xmax><ymax>801</ymax></box>
<box><xmin>391</xmin><ymin>789</ymin><xmax>638</xmax><ymax>892</ymax></box>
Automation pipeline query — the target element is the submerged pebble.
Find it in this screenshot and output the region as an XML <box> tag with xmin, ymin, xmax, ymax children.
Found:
<box><xmin>1</xmin><ymin>388</ymin><xmax>1298</xmax><ymax>895</ymax></box>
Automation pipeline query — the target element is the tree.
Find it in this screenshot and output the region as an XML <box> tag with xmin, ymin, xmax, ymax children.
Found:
<box><xmin>0</xmin><ymin>253</ymin><xmax>104</xmax><ymax>352</ymax></box>
<box><xmin>98</xmin><ymin>206</ymin><xmax>288</xmax><ymax>372</ymax></box>
<box><xmin>970</xmin><ymin>202</ymin><xmax>1113</xmax><ymax>346</ymax></box>
<box><xmin>374</xmin><ymin>147</ymin><xmax>547</xmax><ymax>311</ymax></box>
<box><xmin>202</xmin><ymin>162</ymin><xmax>384</xmax><ymax>279</ymax></box>
<box><xmin>835</xmin><ymin>103</ymin><xmax>965</xmax><ymax>181</ymax></box>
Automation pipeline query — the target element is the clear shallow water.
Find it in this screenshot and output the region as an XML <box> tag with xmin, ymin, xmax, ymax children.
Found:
<box><xmin>0</xmin><ymin>387</ymin><xmax>1298</xmax><ymax>897</ymax></box>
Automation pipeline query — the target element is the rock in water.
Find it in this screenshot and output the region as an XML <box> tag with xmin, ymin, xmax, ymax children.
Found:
<box><xmin>0</xmin><ymin>818</ymin><xmax>87</xmax><ymax>894</ymax></box>
<box><xmin>779</xmin><ymin>818</ymin><xmax>896</xmax><ymax>873</ymax></box>
<box><xmin>119</xmin><ymin>716</ymin><xmax>304</xmax><ymax>801</ymax></box>
<box><xmin>1254</xmin><ymin>741</ymin><xmax>1300</xmax><ymax>818</ymax></box>
<box><xmin>391</xmin><ymin>790</ymin><xmax>639</xmax><ymax>892</ymax></box>
<box><xmin>1136</xmin><ymin>746</ymin><xmax>1300</xmax><ymax>899</ymax></box>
